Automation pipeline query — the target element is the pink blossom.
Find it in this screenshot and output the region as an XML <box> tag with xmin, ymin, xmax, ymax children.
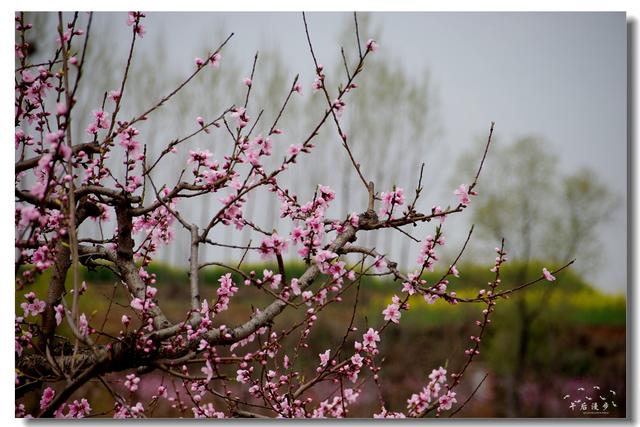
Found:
<box><xmin>424</xmin><ymin>293</ymin><xmax>439</xmax><ymax>304</ymax></box>
<box><xmin>438</xmin><ymin>390</ymin><xmax>457</xmax><ymax>411</ymax></box>
<box><xmin>302</xmin><ymin>290</ymin><xmax>313</xmax><ymax>304</ymax></box>
<box><xmin>127</xmin><ymin>12</ymin><xmax>146</xmax><ymax>37</ymax></box>
<box><xmin>315</xmin><ymin>250</ymin><xmax>338</xmax><ymax>274</ymax></box>
<box><xmin>135</xmin><ymin>24</ymin><xmax>146</xmax><ymax>38</ymax></box>
<box><xmin>379</xmin><ymin>187</ymin><xmax>405</xmax><ymax>218</ymax></box>
<box><xmin>210</xmin><ymin>52</ymin><xmax>221</xmax><ymax>68</ymax></box>
<box><xmin>32</xmin><ymin>243</ymin><xmax>53</xmax><ymax>270</ymax></box>
<box><xmin>351</xmin><ymin>353</ymin><xmax>364</xmax><ymax>367</ymax></box>
<box><xmin>67</xmin><ymin>398</ymin><xmax>91</xmax><ymax>418</ymax></box>
<box><xmin>114</xmin><ymin>401</ymin><xmax>144</xmax><ymax>418</ymax></box>
<box><xmin>449</xmin><ymin>264</ymin><xmax>460</xmax><ymax>277</ymax></box>
<box><xmin>21</xmin><ymin>70</ymin><xmax>36</xmax><ymax>84</ymax></box>
<box><xmin>402</xmin><ymin>281</ymin><xmax>417</xmax><ymax>295</ymax></box>
<box><xmin>454</xmin><ymin>184</ymin><xmax>471</xmax><ymax>206</ymax></box>
<box><xmin>45</xmin><ymin>130</ymin><xmax>63</xmax><ymax>145</ymax></box>
<box><xmin>319</xmin><ymin>349</ymin><xmax>331</xmax><ymax>367</ymax></box>
<box><xmin>260</xmin><ymin>270</ymin><xmax>282</xmax><ymax>290</ymax></box>
<box><xmin>290</xmin><ymin>278</ymin><xmax>302</xmax><ymax>295</ymax></box>
<box><xmin>195</xmin><ymin>57</ymin><xmax>204</xmax><ymax>67</ymax></box>
<box><xmin>328</xmin><ymin>260</ymin><xmax>346</xmax><ymax>279</ymax></box>
<box><xmin>130</xmin><ymin>298</ymin><xmax>145</xmax><ymax>311</ymax></box>
<box><xmin>432</xmin><ymin>205</ymin><xmax>447</xmax><ymax>224</ymax></box>
<box><xmin>312</xmin><ymin>76</ymin><xmax>323</xmax><ymax>92</ymax></box>
<box><xmin>17</xmin><ymin>205</ymin><xmax>40</xmax><ymax>231</ymax></box>
<box><xmin>245</xmin><ymin>149</ymin><xmax>260</xmax><ymax>166</ymax></box>
<box><xmin>258</xmin><ymin>233</ymin><xmax>288</xmax><ymax>258</ymax></box>
<box><xmin>86</xmin><ymin>109</ymin><xmax>110</xmax><ymax>135</ymax></box>
<box><xmin>315</xmin><ymin>250</ymin><xmax>337</xmax><ymax>264</ymax></box>
<box><xmin>188</xmin><ymin>149</ymin><xmax>212</xmax><ymax>164</ymax></box>
<box><xmin>56</xmin><ymin>102</ymin><xmax>67</xmax><ymax>116</ymax></box>
<box><xmin>125</xmin><ymin>174</ymin><xmax>142</xmax><ymax>193</ymax></box>
<box><xmin>118</xmin><ymin>126</ymin><xmax>141</xmax><ymax>154</ymax></box>
<box><xmin>15</xmin><ymin>129</ymin><xmax>31</xmax><ymax>149</ymax></box>
<box><xmin>193</xmin><ymin>403</ymin><xmax>225</xmax><ymax>418</ymax></box>
<box><xmin>373</xmin><ymin>256</ymin><xmax>387</xmax><ymax>273</ymax></box>
<box><xmin>108</xmin><ymin>90</ymin><xmax>121</xmax><ymax>102</ymax></box>
<box><xmin>21</xmin><ymin>292</ymin><xmax>46</xmax><ymax>317</ymax></box>
<box><xmin>429</xmin><ymin>366</ymin><xmax>447</xmax><ymax>384</ymax></box>
<box><xmin>213</xmin><ymin>273</ymin><xmax>238</xmax><ymax>313</ymax></box>
<box><xmin>218</xmin><ymin>193</ymin><xmax>245</xmax><ymax>230</ymax></box>
<box><xmin>366</xmin><ymin>39</ymin><xmax>379</xmax><ymax>52</ymax></box>
<box><xmin>374</xmin><ymin>408</ymin><xmax>405</xmax><ymax>418</ymax></box>
<box><xmin>126</xmin><ymin>12</ymin><xmax>138</xmax><ymax>26</ymax></box>
<box><xmin>201</xmin><ymin>360</ymin><xmax>214</xmax><ymax>382</ymax></box>
<box><xmin>236</xmin><ymin>369</ymin><xmax>251</xmax><ymax>384</ymax></box>
<box><xmin>16</xmin><ymin>43</ymin><xmax>25</xmax><ymax>59</ymax></box>
<box><xmin>230</xmin><ymin>107</ymin><xmax>249</xmax><ymax>128</ymax></box>
<box><xmin>54</xmin><ymin>304</ymin><xmax>65</xmax><ymax>326</ymax></box>
<box><xmin>155</xmin><ymin>385</ymin><xmax>168</xmax><ymax>399</ymax></box>
<box><xmin>40</xmin><ymin>387</ymin><xmax>56</xmax><ymax>410</ymax></box>
<box><xmin>332</xmin><ymin>99</ymin><xmax>346</xmax><ymax>118</ymax></box>
<box><xmin>28</xmin><ymin>181</ymin><xmax>45</xmax><ymax>201</ymax></box>
<box><xmin>363</xmin><ymin>328</ymin><xmax>380</xmax><ymax>350</ymax></box>
<box><xmin>78</xmin><ymin>313</ymin><xmax>89</xmax><ymax>337</ymax></box>
<box><xmin>294</xmin><ymin>83</ymin><xmax>303</xmax><ymax>94</ymax></box>
<box><xmin>542</xmin><ymin>267</ymin><xmax>556</xmax><ymax>282</ymax></box>
<box><xmin>85</xmin><ymin>122</ymin><xmax>98</xmax><ymax>135</ymax></box>
<box><xmin>417</xmin><ymin>233</ymin><xmax>441</xmax><ymax>270</ymax></box>
<box><xmin>243</xmin><ymin>77</ymin><xmax>252</xmax><ymax>87</ymax></box>
<box><xmin>56</xmin><ymin>142</ymin><xmax>72</xmax><ymax>161</ymax></box>
<box><xmin>382</xmin><ymin>303</ymin><xmax>401</xmax><ymax>324</ymax></box>
<box><xmin>288</xmin><ymin>144</ymin><xmax>302</xmax><ymax>156</ymax></box>
<box><xmin>290</xmin><ymin>226</ymin><xmax>306</xmax><ymax>244</ymax></box>
<box><xmin>124</xmin><ymin>373</ymin><xmax>140</xmax><ymax>392</ymax></box>
<box><xmin>318</xmin><ymin>185</ymin><xmax>336</xmax><ymax>204</ymax></box>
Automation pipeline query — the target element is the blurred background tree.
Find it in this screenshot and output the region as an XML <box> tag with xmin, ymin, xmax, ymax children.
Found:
<box><xmin>454</xmin><ymin>136</ymin><xmax>620</xmax><ymax>416</ymax></box>
<box><xmin>53</xmin><ymin>12</ymin><xmax>441</xmax><ymax>268</ymax></box>
<box><xmin>321</xmin><ymin>13</ymin><xmax>439</xmax><ymax>262</ymax></box>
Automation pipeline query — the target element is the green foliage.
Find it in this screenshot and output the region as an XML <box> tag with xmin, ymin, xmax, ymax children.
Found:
<box><xmin>23</xmin><ymin>259</ymin><xmax>623</xmax><ymax>327</ymax></box>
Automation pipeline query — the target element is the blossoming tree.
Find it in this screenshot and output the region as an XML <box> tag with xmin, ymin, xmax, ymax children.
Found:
<box><xmin>14</xmin><ymin>12</ymin><xmax>573</xmax><ymax>418</ymax></box>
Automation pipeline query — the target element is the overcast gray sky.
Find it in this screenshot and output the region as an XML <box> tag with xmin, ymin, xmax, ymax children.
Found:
<box><xmin>90</xmin><ymin>12</ymin><xmax>627</xmax><ymax>293</ymax></box>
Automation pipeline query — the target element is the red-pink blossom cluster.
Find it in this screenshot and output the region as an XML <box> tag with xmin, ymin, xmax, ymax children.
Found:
<box><xmin>14</xmin><ymin>11</ymin><xmax>563</xmax><ymax>419</ymax></box>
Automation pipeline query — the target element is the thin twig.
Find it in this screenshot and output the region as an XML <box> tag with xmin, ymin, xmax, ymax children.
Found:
<box><xmin>448</xmin><ymin>373</ymin><xmax>489</xmax><ymax>417</ymax></box>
